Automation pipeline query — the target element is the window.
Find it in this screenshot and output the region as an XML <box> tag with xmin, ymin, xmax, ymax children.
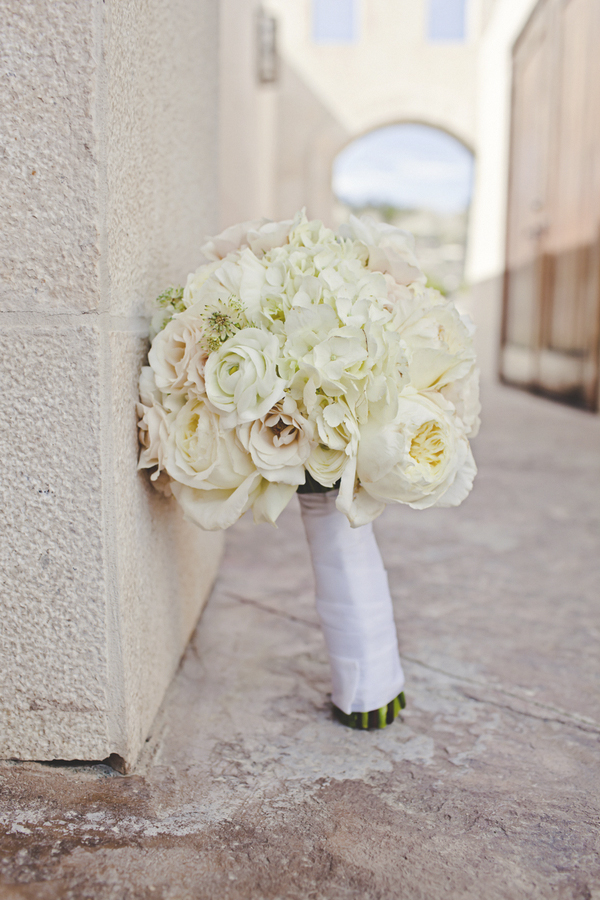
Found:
<box><xmin>428</xmin><ymin>0</ymin><xmax>466</xmax><ymax>42</ymax></box>
<box><xmin>312</xmin><ymin>0</ymin><xmax>357</xmax><ymax>44</ymax></box>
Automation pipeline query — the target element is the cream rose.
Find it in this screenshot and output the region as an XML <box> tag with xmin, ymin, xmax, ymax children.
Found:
<box><xmin>201</xmin><ymin>217</ymin><xmax>293</xmax><ymax>261</ymax></box>
<box><xmin>204</xmin><ymin>327</ymin><xmax>285</xmax><ymax>426</ymax></box>
<box><xmin>357</xmin><ymin>390</ymin><xmax>476</xmax><ymax>510</ymax></box>
<box><xmin>136</xmin><ymin>367</ymin><xmax>172</xmax><ymax>493</ymax></box>
<box><xmin>164</xmin><ymin>396</ymin><xmax>298</xmax><ymax>528</ymax></box>
<box><xmin>148</xmin><ymin>313</ymin><xmax>207</xmax><ymax>397</ymax></box>
<box><xmin>237</xmin><ymin>396</ymin><xmax>314</xmax><ymax>485</ymax></box>
<box><xmin>395</xmin><ymin>296</ymin><xmax>476</xmax><ymax>391</ymax></box>
<box><xmin>161</xmin><ymin>396</ymin><xmax>263</xmax><ymax>530</ymax></box>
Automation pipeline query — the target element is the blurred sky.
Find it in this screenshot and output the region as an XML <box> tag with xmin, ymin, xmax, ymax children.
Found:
<box><xmin>332</xmin><ymin>123</ymin><xmax>474</xmax><ymax>214</ymax></box>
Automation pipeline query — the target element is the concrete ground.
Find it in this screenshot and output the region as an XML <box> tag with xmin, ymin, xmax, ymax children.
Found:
<box><xmin>1</xmin><ymin>383</ymin><xmax>599</xmax><ymax>900</ymax></box>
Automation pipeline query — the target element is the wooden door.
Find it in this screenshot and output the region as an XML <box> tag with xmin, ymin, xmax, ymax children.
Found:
<box><xmin>501</xmin><ymin>0</ymin><xmax>600</xmax><ymax>411</ymax></box>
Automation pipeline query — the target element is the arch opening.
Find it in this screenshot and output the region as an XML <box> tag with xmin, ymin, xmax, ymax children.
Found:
<box><xmin>332</xmin><ymin>123</ymin><xmax>475</xmax><ymax>295</ymax></box>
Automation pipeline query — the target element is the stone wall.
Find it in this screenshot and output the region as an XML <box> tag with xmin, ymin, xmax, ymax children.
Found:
<box><xmin>0</xmin><ymin>0</ymin><xmax>223</xmax><ymax>769</ymax></box>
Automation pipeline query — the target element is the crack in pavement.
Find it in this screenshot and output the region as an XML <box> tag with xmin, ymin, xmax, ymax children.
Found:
<box><xmin>223</xmin><ymin>592</ymin><xmax>320</xmax><ymax>630</ymax></box>
<box><xmin>458</xmin><ymin>689</ymin><xmax>600</xmax><ymax>734</ymax></box>
<box><xmin>402</xmin><ymin>655</ymin><xmax>600</xmax><ymax>734</ymax></box>
<box><xmin>221</xmin><ymin>593</ymin><xmax>600</xmax><ymax>735</ymax></box>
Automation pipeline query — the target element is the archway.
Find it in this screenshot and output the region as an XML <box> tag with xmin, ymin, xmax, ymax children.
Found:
<box><xmin>332</xmin><ymin>123</ymin><xmax>475</xmax><ymax>294</ymax></box>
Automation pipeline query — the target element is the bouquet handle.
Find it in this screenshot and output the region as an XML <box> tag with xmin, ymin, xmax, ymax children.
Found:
<box><xmin>298</xmin><ymin>491</ymin><xmax>405</xmax><ymax>721</ymax></box>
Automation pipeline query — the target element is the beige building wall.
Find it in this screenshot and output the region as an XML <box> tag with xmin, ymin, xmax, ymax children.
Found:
<box><xmin>218</xmin><ymin>0</ymin><xmax>279</xmax><ymax>226</ymax></box>
<box><xmin>274</xmin><ymin>60</ymin><xmax>350</xmax><ymax>223</ymax></box>
<box><xmin>0</xmin><ymin>0</ymin><xmax>223</xmax><ymax>770</ymax></box>
<box><xmin>267</xmin><ymin>0</ymin><xmax>481</xmax><ymax>147</ymax></box>
<box><xmin>463</xmin><ymin>0</ymin><xmax>539</xmax><ymax>379</ymax></box>
<box><xmin>217</xmin><ymin>0</ymin><xmax>349</xmax><ymax>228</ymax></box>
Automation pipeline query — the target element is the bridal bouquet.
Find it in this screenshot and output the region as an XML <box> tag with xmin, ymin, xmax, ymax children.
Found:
<box><xmin>138</xmin><ymin>210</ymin><xmax>480</xmax><ymax>728</ymax></box>
<box><xmin>137</xmin><ymin>211</ymin><xmax>479</xmax><ymax>531</ymax></box>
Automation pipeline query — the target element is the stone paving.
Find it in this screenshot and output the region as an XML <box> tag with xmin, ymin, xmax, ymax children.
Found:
<box><xmin>1</xmin><ymin>383</ymin><xmax>599</xmax><ymax>900</ymax></box>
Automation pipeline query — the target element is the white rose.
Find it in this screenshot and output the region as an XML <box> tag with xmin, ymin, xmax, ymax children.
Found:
<box><xmin>163</xmin><ymin>396</ymin><xmax>253</xmax><ymax>489</ymax></box>
<box><xmin>204</xmin><ymin>327</ymin><xmax>285</xmax><ymax>427</ymax></box>
<box><xmin>441</xmin><ymin>365</ymin><xmax>481</xmax><ymax>438</ymax></box>
<box><xmin>237</xmin><ymin>396</ymin><xmax>314</xmax><ymax>485</ymax></box>
<box><xmin>392</xmin><ymin>292</ymin><xmax>476</xmax><ymax>391</ymax></box>
<box><xmin>148</xmin><ymin>312</ymin><xmax>207</xmax><ymax>397</ymax></box>
<box><xmin>357</xmin><ymin>389</ymin><xmax>476</xmax><ymax>510</ymax></box>
<box><xmin>339</xmin><ymin>215</ymin><xmax>425</xmax><ymax>286</ymax></box>
<box><xmin>164</xmin><ymin>396</ymin><xmax>298</xmax><ymax>527</ymax></box>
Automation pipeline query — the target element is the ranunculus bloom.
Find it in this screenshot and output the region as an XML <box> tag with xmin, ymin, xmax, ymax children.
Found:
<box><xmin>237</xmin><ymin>396</ymin><xmax>314</xmax><ymax>485</ymax></box>
<box><xmin>306</xmin><ymin>444</ymin><xmax>349</xmax><ymax>488</ymax></box>
<box><xmin>204</xmin><ymin>327</ymin><xmax>286</xmax><ymax>427</ymax></box>
<box><xmin>356</xmin><ymin>390</ymin><xmax>476</xmax><ymax>510</ymax></box>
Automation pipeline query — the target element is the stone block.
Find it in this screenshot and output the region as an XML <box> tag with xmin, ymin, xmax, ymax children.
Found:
<box><xmin>0</xmin><ymin>0</ymin><xmax>101</xmax><ymax>313</ymax></box>
<box><xmin>0</xmin><ymin>325</ymin><xmax>109</xmax><ymax>759</ymax></box>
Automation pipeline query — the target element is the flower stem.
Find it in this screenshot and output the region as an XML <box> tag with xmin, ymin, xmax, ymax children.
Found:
<box><xmin>332</xmin><ymin>692</ymin><xmax>406</xmax><ymax>730</ymax></box>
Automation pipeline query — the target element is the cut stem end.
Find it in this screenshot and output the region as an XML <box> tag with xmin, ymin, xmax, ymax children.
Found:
<box><xmin>333</xmin><ymin>692</ymin><xmax>406</xmax><ymax>730</ymax></box>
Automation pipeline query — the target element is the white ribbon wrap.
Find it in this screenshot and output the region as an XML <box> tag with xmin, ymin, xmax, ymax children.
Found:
<box><xmin>298</xmin><ymin>492</ymin><xmax>405</xmax><ymax>715</ymax></box>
